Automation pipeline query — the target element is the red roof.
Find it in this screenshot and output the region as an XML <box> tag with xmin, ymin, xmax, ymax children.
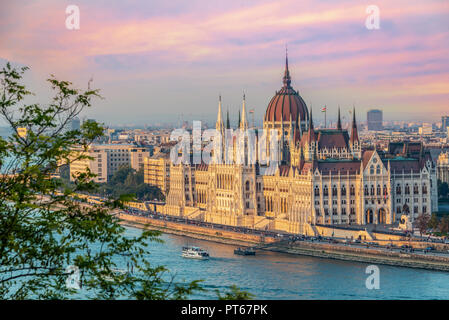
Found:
<box><xmin>265</xmin><ymin>87</ymin><xmax>308</xmax><ymax>123</ymax></box>
<box><xmin>264</xmin><ymin>54</ymin><xmax>308</xmax><ymax>123</ymax></box>
<box><xmin>317</xmin><ymin>160</ymin><xmax>360</xmax><ymax>175</ymax></box>
<box><xmin>316</xmin><ymin>130</ymin><xmax>349</xmax><ymax>149</ymax></box>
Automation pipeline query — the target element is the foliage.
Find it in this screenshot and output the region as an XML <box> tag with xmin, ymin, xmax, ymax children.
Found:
<box><xmin>426</xmin><ymin>212</ymin><xmax>449</xmax><ymax>236</ymax></box>
<box><xmin>428</xmin><ymin>213</ymin><xmax>440</xmax><ymax>230</ymax></box>
<box><xmin>96</xmin><ymin>166</ymin><xmax>164</xmax><ymax>201</ymax></box>
<box><xmin>438</xmin><ymin>216</ymin><xmax>449</xmax><ymax>235</ymax></box>
<box><xmin>438</xmin><ymin>181</ymin><xmax>449</xmax><ymax>199</ymax></box>
<box><xmin>216</xmin><ymin>284</ymin><xmax>254</xmax><ymax>300</ymax></box>
<box><xmin>414</xmin><ymin>213</ymin><xmax>430</xmax><ymax>236</ymax></box>
<box><xmin>0</xmin><ymin>62</ymin><xmax>249</xmax><ymax>300</ymax></box>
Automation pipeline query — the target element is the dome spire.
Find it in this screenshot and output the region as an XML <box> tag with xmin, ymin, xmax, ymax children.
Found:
<box><xmin>283</xmin><ymin>45</ymin><xmax>291</xmax><ymax>87</ymax></box>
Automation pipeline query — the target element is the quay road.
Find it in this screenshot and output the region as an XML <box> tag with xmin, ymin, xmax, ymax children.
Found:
<box><xmin>120</xmin><ymin>206</ymin><xmax>449</xmax><ymax>259</ymax></box>
<box><xmin>69</xmin><ymin>193</ymin><xmax>449</xmax><ymax>259</ymax></box>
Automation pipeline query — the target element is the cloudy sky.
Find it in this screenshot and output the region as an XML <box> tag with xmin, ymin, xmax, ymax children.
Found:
<box><xmin>1</xmin><ymin>0</ymin><xmax>448</xmax><ymax>126</ymax></box>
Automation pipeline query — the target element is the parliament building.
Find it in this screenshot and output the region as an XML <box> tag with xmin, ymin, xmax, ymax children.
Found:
<box><xmin>158</xmin><ymin>55</ymin><xmax>438</xmax><ymax>235</ymax></box>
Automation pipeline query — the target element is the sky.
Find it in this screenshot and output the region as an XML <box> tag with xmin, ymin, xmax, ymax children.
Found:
<box><xmin>0</xmin><ymin>0</ymin><xmax>448</xmax><ymax>126</ymax></box>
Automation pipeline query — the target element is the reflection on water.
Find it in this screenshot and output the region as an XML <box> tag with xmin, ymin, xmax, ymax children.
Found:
<box><xmin>123</xmin><ymin>226</ymin><xmax>449</xmax><ymax>300</ymax></box>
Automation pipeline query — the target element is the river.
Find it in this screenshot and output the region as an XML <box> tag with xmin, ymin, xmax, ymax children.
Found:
<box><xmin>122</xmin><ymin>227</ymin><xmax>449</xmax><ymax>300</ymax></box>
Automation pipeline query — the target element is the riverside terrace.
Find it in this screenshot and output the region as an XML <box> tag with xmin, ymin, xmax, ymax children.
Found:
<box><xmin>119</xmin><ymin>208</ymin><xmax>449</xmax><ymax>272</ymax></box>
<box><xmin>120</xmin><ymin>205</ymin><xmax>449</xmax><ymax>253</ymax></box>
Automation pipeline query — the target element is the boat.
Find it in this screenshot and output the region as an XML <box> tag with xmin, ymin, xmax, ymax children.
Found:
<box><xmin>234</xmin><ymin>247</ymin><xmax>256</xmax><ymax>256</ymax></box>
<box><xmin>181</xmin><ymin>246</ymin><xmax>210</xmax><ymax>260</ymax></box>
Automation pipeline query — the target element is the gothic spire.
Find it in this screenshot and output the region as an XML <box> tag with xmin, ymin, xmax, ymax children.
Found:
<box><xmin>307</xmin><ymin>107</ymin><xmax>316</xmax><ymax>144</ymax></box>
<box><xmin>216</xmin><ymin>94</ymin><xmax>223</xmax><ymax>132</ymax></box>
<box><xmin>337</xmin><ymin>106</ymin><xmax>342</xmax><ymax>130</ymax></box>
<box><xmin>350</xmin><ymin>106</ymin><xmax>359</xmax><ymax>144</ymax></box>
<box><xmin>240</xmin><ymin>93</ymin><xmax>248</xmax><ymax>130</ymax></box>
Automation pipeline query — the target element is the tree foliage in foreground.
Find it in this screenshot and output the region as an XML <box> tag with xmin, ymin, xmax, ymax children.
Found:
<box><xmin>0</xmin><ymin>63</ymin><xmax>250</xmax><ymax>300</ymax></box>
<box><xmin>96</xmin><ymin>166</ymin><xmax>165</xmax><ymax>201</ymax></box>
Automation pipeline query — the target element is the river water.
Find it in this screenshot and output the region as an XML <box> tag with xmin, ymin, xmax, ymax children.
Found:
<box><xmin>123</xmin><ymin>227</ymin><xmax>449</xmax><ymax>300</ymax></box>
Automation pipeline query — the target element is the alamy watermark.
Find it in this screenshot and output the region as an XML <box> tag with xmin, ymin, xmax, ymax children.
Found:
<box><xmin>65</xmin><ymin>5</ymin><xmax>80</xmax><ymax>30</ymax></box>
<box><xmin>365</xmin><ymin>5</ymin><xmax>380</xmax><ymax>30</ymax></box>
<box><xmin>169</xmin><ymin>121</ymin><xmax>281</xmax><ymax>173</ymax></box>
<box><xmin>65</xmin><ymin>265</ymin><xmax>81</xmax><ymax>290</ymax></box>
<box><xmin>365</xmin><ymin>265</ymin><xmax>380</xmax><ymax>289</ymax></box>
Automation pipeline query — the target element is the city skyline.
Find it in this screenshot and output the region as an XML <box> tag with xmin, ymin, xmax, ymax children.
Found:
<box><xmin>0</xmin><ymin>0</ymin><xmax>448</xmax><ymax>125</ymax></box>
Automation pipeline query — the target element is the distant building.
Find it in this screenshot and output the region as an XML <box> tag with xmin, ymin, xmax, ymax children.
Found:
<box><xmin>71</xmin><ymin>117</ymin><xmax>81</xmax><ymax>131</ymax></box>
<box><xmin>69</xmin><ymin>144</ymin><xmax>150</xmax><ymax>183</ymax></box>
<box><xmin>367</xmin><ymin>109</ymin><xmax>383</xmax><ymax>131</ymax></box>
<box><xmin>163</xmin><ymin>54</ymin><xmax>437</xmax><ymax>232</ymax></box>
<box><xmin>442</xmin><ymin>116</ymin><xmax>449</xmax><ymax>132</ymax></box>
<box><xmin>419</xmin><ymin>123</ymin><xmax>432</xmax><ymax>135</ymax></box>
<box><xmin>143</xmin><ymin>142</ymin><xmax>175</xmax><ymax>196</ymax></box>
<box><xmin>437</xmin><ymin>152</ymin><xmax>449</xmax><ymax>184</ymax></box>
<box><xmin>143</xmin><ymin>155</ymin><xmax>170</xmax><ymax>195</ymax></box>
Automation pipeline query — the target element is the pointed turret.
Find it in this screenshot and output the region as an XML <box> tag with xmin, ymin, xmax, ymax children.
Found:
<box><xmin>307</xmin><ymin>108</ymin><xmax>316</xmax><ymax>144</ymax></box>
<box><xmin>350</xmin><ymin>107</ymin><xmax>359</xmax><ymax>144</ymax></box>
<box><xmin>240</xmin><ymin>93</ymin><xmax>248</xmax><ymax>130</ymax></box>
<box><xmin>337</xmin><ymin>106</ymin><xmax>342</xmax><ymax>130</ymax></box>
<box><xmin>289</xmin><ymin>113</ymin><xmax>294</xmax><ymax>145</ymax></box>
<box><xmin>216</xmin><ymin>94</ymin><xmax>224</xmax><ymax>132</ymax></box>
<box><xmin>238</xmin><ymin>110</ymin><xmax>241</xmax><ymax>128</ymax></box>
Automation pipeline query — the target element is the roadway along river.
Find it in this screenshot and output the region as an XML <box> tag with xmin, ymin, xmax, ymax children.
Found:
<box><xmin>123</xmin><ymin>226</ymin><xmax>449</xmax><ymax>300</ymax></box>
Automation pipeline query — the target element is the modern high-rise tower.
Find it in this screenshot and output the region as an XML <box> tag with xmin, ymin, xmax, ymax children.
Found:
<box><xmin>367</xmin><ymin>109</ymin><xmax>383</xmax><ymax>131</ymax></box>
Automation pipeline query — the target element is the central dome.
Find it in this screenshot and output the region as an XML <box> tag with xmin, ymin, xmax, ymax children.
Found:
<box><xmin>264</xmin><ymin>55</ymin><xmax>309</xmax><ymax>125</ymax></box>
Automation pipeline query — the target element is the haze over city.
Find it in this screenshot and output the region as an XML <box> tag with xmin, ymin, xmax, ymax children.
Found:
<box><xmin>1</xmin><ymin>0</ymin><xmax>448</xmax><ymax>125</ymax></box>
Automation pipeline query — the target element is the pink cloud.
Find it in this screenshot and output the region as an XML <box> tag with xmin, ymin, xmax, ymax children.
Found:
<box><xmin>0</xmin><ymin>0</ymin><xmax>448</xmax><ymax>122</ymax></box>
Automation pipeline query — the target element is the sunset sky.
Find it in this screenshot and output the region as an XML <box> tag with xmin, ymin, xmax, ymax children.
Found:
<box><xmin>1</xmin><ymin>0</ymin><xmax>448</xmax><ymax>126</ymax></box>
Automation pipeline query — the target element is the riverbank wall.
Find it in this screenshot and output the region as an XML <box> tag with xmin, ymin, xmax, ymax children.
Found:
<box><xmin>118</xmin><ymin>213</ymin><xmax>277</xmax><ymax>246</ymax></box>
<box><xmin>265</xmin><ymin>241</ymin><xmax>449</xmax><ymax>272</ymax></box>
<box><xmin>119</xmin><ymin>213</ymin><xmax>449</xmax><ymax>272</ymax></box>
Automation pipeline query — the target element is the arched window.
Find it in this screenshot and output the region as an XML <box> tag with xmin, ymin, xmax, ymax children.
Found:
<box><xmin>376</xmin><ymin>165</ymin><xmax>381</xmax><ymax>174</ymax></box>
<box><xmin>396</xmin><ymin>206</ymin><xmax>401</xmax><ymax>214</ymax></box>
<box><xmin>377</xmin><ymin>185</ymin><xmax>381</xmax><ymax>196</ymax></box>
<box><xmin>364</xmin><ymin>185</ymin><xmax>369</xmax><ymax>196</ymax></box>
<box><xmin>422</xmin><ymin>183</ymin><xmax>427</xmax><ymax>194</ymax></box>
<box><xmin>396</xmin><ymin>184</ymin><xmax>401</xmax><ymax>195</ymax></box>
<box><xmin>370</xmin><ymin>185</ymin><xmax>375</xmax><ymax>196</ymax></box>
<box><xmin>370</xmin><ymin>165</ymin><xmax>374</xmax><ymax>175</ymax></box>
<box><xmin>314</xmin><ymin>186</ymin><xmax>320</xmax><ymax>197</ymax></box>
<box><xmin>413</xmin><ymin>183</ymin><xmax>419</xmax><ymax>194</ymax></box>
<box><xmin>245</xmin><ymin>180</ymin><xmax>250</xmax><ymax>191</ymax></box>
<box><xmin>383</xmin><ymin>184</ymin><xmax>387</xmax><ymax>196</ymax></box>
<box><xmin>405</xmin><ymin>184</ymin><xmax>410</xmax><ymax>195</ymax></box>
<box><xmin>350</xmin><ymin>185</ymin><xmax>355</xmax><ymax>196</ymax></box>
<box><xmin>332</xmin><ymin>185</ymin><xmax>337</xmax><ymax>197</ymax></box>
<box><xmin>323</xmin><ymin>185</ymin><xmax>328</xmax><ymax>197</ymax></box>
<box><xmin>341</xmin><ymin>185</ymin><xmax>346</xmax><ymax>196</ymax></box>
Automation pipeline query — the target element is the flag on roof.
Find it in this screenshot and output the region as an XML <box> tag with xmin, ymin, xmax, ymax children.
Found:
<box><xmin>321</xmin><ymin>106</ymin><xmax>326</xmax><ymax>112</ymax></box>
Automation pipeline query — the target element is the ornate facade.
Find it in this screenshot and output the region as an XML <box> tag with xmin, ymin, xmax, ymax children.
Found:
<box><xmin>437</xmin><ymin>152</ymin><xmax>449</xmax><ymax>184</ymax></box>
<box><xmin>162</xmin><ymin>54</ymin><xmax>438</xmax><ymax>234</ymax></box>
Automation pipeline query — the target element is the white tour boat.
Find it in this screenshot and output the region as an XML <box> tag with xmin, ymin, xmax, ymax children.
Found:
<box><xmin>181</xmin><ymin>246</ymin><xmax>210</xmax><ymax>260</ymax></box>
